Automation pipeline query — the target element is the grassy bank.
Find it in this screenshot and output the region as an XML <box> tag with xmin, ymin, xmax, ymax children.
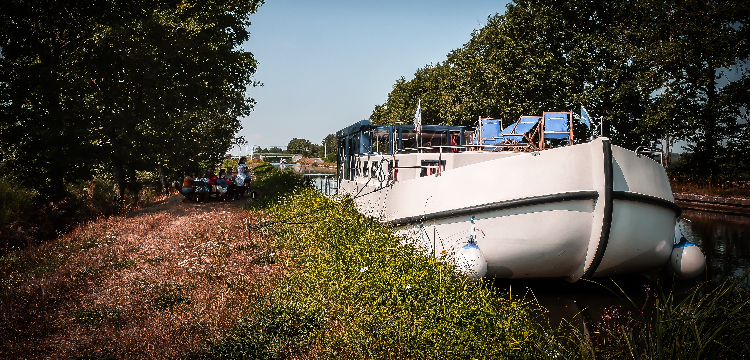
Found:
<box><xmin>670</xmin><ymin>180</ymin><xmax>750</xmax><ymax>199</ymax></box>
<box><xmin>2</xmin><ymin>166</ymin><xmax>750</xmax><ymax>359</ymax></box>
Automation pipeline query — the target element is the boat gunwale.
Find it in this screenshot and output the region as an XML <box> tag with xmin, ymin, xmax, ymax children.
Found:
<box><xmin>387</xmin><ymin>190</ymin><xmax>600</xmax><ymax>227</ymax></box>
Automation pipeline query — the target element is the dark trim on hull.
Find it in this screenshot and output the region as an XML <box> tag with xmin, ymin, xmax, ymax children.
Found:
<box><xmin>387</xmin><ymin>190</ymin><xmax>600</xmax><ymax>227</ymax></box>
<box><xmin>583</xmin><ymin>139</ymin><xmax>614</xmax><ymax>279</ymax></box>
<box><xmin>613</xmin><ymin>191</ymin><xmax>682</xmax><ymax>217</ymax></box>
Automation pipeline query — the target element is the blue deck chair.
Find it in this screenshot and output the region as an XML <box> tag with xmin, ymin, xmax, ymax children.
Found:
<box><xmin>470</xmin><ymin>118</ymin><xmax>504</xmax><ymax>150</ymax></box>
<box><xmin>502</xmin><ymin>116</ymin><xmax>541</xmax><ymax>142</ymax></box>
<box><xmin>542</xmin><ymin>111</ymin><xmax>573</xmax><ymax>147</ymax></box>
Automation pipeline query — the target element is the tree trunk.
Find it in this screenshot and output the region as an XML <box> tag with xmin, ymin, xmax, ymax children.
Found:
<box><xmin>112</xmin><ymin>158</ymin><xmax>126</xmax><ymax>214</ymax></box>
<box><xmin>127</xmin><ymin>162</ymin><xmax>139</xmax><ymax>202</ymax></box>
<box><xmin>157</xmin><ymin>163</ymin><xmax>168</xmax><ymax>195</ymax></box>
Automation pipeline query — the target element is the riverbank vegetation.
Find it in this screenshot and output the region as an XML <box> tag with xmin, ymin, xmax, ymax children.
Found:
<box><xmin>2</xmin><ymin>167</ymin><xmax>749</xmax><ymax>358</ymax></box>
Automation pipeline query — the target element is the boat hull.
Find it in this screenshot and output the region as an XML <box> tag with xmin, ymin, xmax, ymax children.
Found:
<box><xmin>339</xmin><ymin>138</ymin><xmax>679</xmax><ymax>281</ymax></box>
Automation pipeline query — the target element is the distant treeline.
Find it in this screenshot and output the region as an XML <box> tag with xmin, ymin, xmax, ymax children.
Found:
<box><xmin>255</xmin><ymin>135</ymin><xmax>338</xmax><ymax>163</ymax></box>
<box><xmin>372</xmin><ymin>0</ymin><xmax>749</xmax><ymax>184</ymax></box>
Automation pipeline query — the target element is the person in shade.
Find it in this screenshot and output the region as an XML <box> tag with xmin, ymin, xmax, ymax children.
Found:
<box><xmin>194</xmin><ymin>171</ymin><xmax>209</xmax><ymax>203</ymax></box>
<box><xmin>235</xmin><ymin>157</ymin><xmax>250</xmax><ymax>199</ymax></box>
<box><xmin>216</xmin><ymin>168</ymin><xmax>228</xmax><ymax>200</ymax></box>
<box><xmin>206</xmin><ymin>166</ymin><xmax>218</xmax><ymax>200</ymax></box>
<box><xmin>226</xmin><ymin>170</ymin><xmax>236</xmax><ymax>200</ymax></box>
<box><xmin>181</xmin><ymin>170</ymin><xmax>196</xmax><ymax>201</ymax></box>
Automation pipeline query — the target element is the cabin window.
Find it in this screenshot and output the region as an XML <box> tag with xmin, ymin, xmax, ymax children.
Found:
<box><xmin>343</xmin><ymin>156</ymin><xmax>350</xmax><ymax>180</ymax></box>
<box><xmin>390</xmin><ymin>160</ymin><xmax>399</xmax><ymax>181</ymax></box>
<box><xmin>420</xmin><ymin>160</ymin><xmax>446</xmax><ymax>177</ymax></box>
<box><xmin>371</xmin><ymin>161</ymin><xmax>379</xmax><ymax>178</ymax></box>
<box><xmin>362</xmin><ymin>161</ymin><xmax>368</xmax><ymax>178</ymax></box>
<box><xmin>400</xmin><ymin>130</ymin><xmax>417</xmax><ymax>151</ymax></box>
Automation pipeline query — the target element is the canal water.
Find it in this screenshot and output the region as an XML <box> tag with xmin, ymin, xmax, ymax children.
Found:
<box><xmin>494</xmin><ymin>209</ymin><xmax>750</xmax><ymax>327</ymax></box>
<box><xmin>272</xmin><ymin>163</ymin><xmax>339</xmax><ymax>196</ymax></box>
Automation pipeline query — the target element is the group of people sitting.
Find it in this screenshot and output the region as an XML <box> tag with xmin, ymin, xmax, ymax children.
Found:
<box><xmin>179</xmin><ymin>157</ymin><xmax>252</xmax><ymax>202</ymax></box>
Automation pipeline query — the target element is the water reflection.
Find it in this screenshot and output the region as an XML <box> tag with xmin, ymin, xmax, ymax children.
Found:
<box><xmin>270</xmin><ymin>162</ymin><xmax>338</xmax><ymax>196</ymax></box>
<box><xmin>681</xmin><ymin>210</ymin><xmax>750</xmax><ymax>287</ymax></box>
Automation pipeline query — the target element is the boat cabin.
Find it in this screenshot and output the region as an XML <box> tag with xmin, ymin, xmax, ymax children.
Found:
<box><xmin>336</xmin><ymin>112</ymin><xmax>574</xmax><ymax>183</ymax></box>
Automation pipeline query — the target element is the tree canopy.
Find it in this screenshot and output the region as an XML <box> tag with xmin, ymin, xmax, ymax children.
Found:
<box><xmin>371</xmin><ymin>0</ymin><xmax>749</xmax><ymax>183</ymax></box>
<box><xmin>285</xmin><ymin>134</ymin><xmax>337</xmax><ymax>161</ymax></box>
<box><xmin>0</xmin><ymin>0</ymin><xmax>263</xmax><ymax>199</ymax></box>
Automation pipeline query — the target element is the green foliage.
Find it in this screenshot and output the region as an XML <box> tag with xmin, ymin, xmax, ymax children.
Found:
<box><xmin>589</xmin><ymin>273</ymin><xmax>750</xmax><ymax>359</ymax></box>
<box><xmin>283</xmin><ymin>135</ymin><xmax>337</xmax><ymax>160</ymax></box>
<box><xmin>112</xmin><ymin>259</ymin><xmax>135</xmax><ymax>270</ymax></box>
<box><xmin>372</xmin><ymin>0</ymin><xmax>749</xmax><ymax>182</ymax></box>
<box><xmin>65</xmin><ymin>177</ymin><xmax>115</xmax><ymax>220</ymax></box>
<box><xmin>221</xmin><ymin>158</ymin><xmax>239</xmax><ymax>173</ymax></box>
<box><xmin>322</xmin><ymin>134</ymin><xmax>338</xmax><ymax>163</ymax></box>
<box><xmin>0</xmin><ymin>0</ymin><xmax>264</xmax><ymax>200</ymax></box>
<box><xmin>0</xmin><ymin>176</ymin><xmax>38</xmax><ymax>227</ymax></box>
<box><xmin>74</xmin><ymin>309</ymin><xmax>119</xmax><ymax>323</ymax></box>
<box><xmin>245</xmin><ymin>163</ymin><xmax>308</xmax><ymax>206</ymax></box>
<box><xmin>286</xmin><ymin>138</ymin><xmax>319</xmax><ymax>158</ymax></box>
<box><xmin>190</xmin><ymin>303</ymin><xmax>324</xmax><ymax>360</ymax></box>
<box><xmin>154</xmin><ymin>292</ymin><xmax>191</xmax><ymax>309</ymax></box>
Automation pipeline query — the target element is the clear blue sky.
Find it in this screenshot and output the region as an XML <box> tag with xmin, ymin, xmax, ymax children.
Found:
<box><xmin>231</xmin><ymin>0</ymin><xmax>512</xmax><ymax>154</ymax></box>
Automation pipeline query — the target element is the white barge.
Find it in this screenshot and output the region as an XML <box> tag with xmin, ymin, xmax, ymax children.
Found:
<box><xmin>335</xmin><ymin>114</ymin><xmax>701</xmax><ymax>281</ymax></box>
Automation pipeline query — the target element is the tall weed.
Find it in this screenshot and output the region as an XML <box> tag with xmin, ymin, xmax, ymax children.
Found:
<box><xmin>589</xmin><ymin>273</ymin><xmax>750</xmax><ymax>359</ymax></box>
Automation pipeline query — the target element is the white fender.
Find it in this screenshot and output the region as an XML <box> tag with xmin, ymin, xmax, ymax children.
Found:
<box><xmin>669</xmin><ymin>237</ymin><xmax>706</xmax><ymax>279</ymax></box>
<box><xmin>455</xmin><ymin>243</ymin><xmax>488</xmax><ymax>280</ymax></box>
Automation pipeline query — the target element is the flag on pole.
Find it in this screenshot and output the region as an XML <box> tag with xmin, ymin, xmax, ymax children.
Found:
<box><xmin>413</xmin><ymin>99</ymin><xmax>422</xmax><ymax>135</ymax></box>
<box><xmin>580</xmin><ymin>106</ymin><xmax>591</xmax><ymax>129</ymax></box>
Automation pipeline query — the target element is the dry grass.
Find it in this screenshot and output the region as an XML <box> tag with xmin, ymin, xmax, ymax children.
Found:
<box><xmin>0</xmin><ymin>195</ymin><xmax>285</xmax><ymax>359</ymax></box>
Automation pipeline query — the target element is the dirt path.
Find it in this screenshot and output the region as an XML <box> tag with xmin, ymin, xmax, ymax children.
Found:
<box><xmin>0</xmin><ymin>195</ymin><xmax>282</xmax><ymax>359</ymax></box>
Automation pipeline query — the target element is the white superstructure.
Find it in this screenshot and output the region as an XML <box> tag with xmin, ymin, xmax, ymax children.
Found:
<box><xmin>336</xmin><ymin>120</ymin><xmax>685</xmax><ymax>281</ymax></box>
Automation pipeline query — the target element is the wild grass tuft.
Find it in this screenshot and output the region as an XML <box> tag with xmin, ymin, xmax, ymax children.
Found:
<box><xmin>74</xmin><ymin>309</ymin><xmax>120</xmax><ymax>323</ymax></box>
<box><xmin>189</xmin><ymin>303</ymin><xmax>324</xmax><ymax>360</ymax></box>
<box><xmin>112</xmin><ymin>259</ymin><xmax>135</xmax><ymax>270</ymax></box>
<box><xmin>589</xmin><ymin>271</ymin><xmax>750</xmax><ymax>359</ymax></box>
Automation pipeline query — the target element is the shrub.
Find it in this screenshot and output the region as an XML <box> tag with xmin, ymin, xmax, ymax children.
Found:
<box><xmin>0</xmin><ymin>176</ymin><xmax>38</xmax><ymax>227</ymax></box>
<box><xmin>245</xmin><ymin>163</ymin><xmax>308</xmax><ymax>206</ymax></box>
<box><xmin>65</xmin><ymin>177</ymin><xmax>115</xmax><ymax>220</ymax></box>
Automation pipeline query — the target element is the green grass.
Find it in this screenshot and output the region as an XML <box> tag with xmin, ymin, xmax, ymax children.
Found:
<box><xmin>74</xmin><ymin>309</ymin><xmax>120</xmax><ymax>323</ymax></box>
<box><xmin>112</xmin><ymin>259</ymin><xmax>135</xmax><ymax>270</ymax></box>
<box><xmin>588</xmin><ymin>273</ymin><xmax>750</xmax><ymax>359</ymax></box>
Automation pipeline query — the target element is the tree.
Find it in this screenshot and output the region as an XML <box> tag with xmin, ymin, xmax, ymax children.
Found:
<box><xmin>286</xmin><ymin>138</ymin><xmax>319</xmax><ymax>157</ymax></box>
<box><xmin>322</xmin><ymin>134</ymin><xmax>338</xmax><ymax>162</ymax></box>
<box><xmin>0</xmin><ymin>0</ymin><xmax>264</xmax><ymax>200</ymax></box>
<box><xmin>644</xmin><ymin>0</ymin><xmax>749</xmax><ymax>182</ymax></box>
<box><xmin>371</xmin><ymin>0</ymin><xmax>749</xmax><ymax>184</ymax></box>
